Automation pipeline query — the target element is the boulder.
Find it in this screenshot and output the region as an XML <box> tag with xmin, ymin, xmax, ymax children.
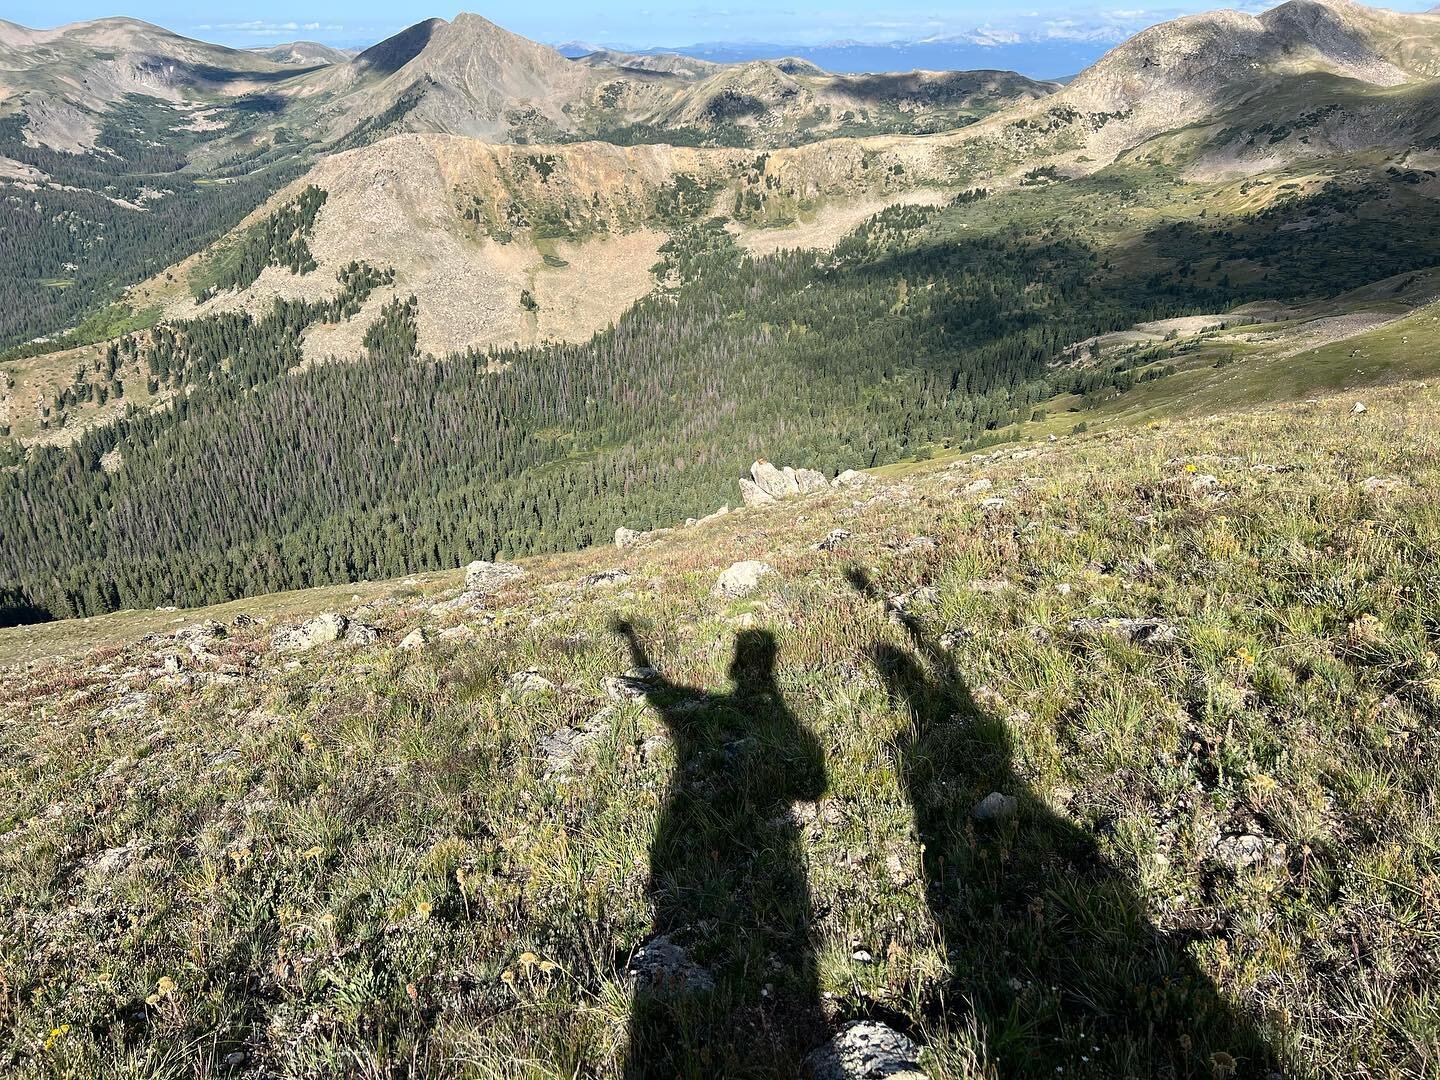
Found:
<box><xmin>615</xmin><ymin>527</ymin><xmax>642</xmax><ymax>548</ymax></box>
<box><xmin>790</xmin><ymin>466</ymin><xmax>829</xmax><ymax>494</ymax></box>
<box><xmin>464</xmin><ymin>560</ymin><xmax>525</xmax><ymax>595</ymax></box>
<box><xmin>832</xmin><ymin>469</ymin><xmax>869</xmax><ymax>488</ymax></box>
<box><xmin>540</xmin><ymin>725</ymin><xmax>599</xmax><ymax>779</ymax></box>
<box><xmin>806</xmin><ymin>1021</ymin><xmax>924</xmax><ymax>1080</ymax></box>
<box><xmin>714</xmin><ymin>560</ymin><xmax>776</xmax><ymax>599</ymax></box>
<box><xmin>606</xmin><ymin>667</ymin><xmax>657</xmax><ymax>701</ymax></box>
<box><xmin>751</xmin><ymin>459</ymin><xmax>800</xmax><ymax>499</ymax></box>
<box><xmin>272</xmin><ymin>613</ymin><xmax>347</xmax><ymax>653</ymax></box>
<box><xmin>739</xmin><ymin>478</ymin><xmax>776</xmax><ymax>507</ymax></box>
<box><xmin>971</xmin><ymin>791</ymin><xmax>1018</xmax><ymax>823</ymax></box>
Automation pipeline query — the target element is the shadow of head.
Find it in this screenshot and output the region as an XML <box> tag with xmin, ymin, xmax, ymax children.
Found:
<box><xmin>728</xmin><ymin>628</ymin><xmax>777</xmax><ymax>689</ymax></box>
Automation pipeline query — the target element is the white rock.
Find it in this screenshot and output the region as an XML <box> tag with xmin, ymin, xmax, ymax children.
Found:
<box><xmin>962</xmin><ymin>477</ymin><xmax>993</xmax><ymax>495</ymax></box>
<box><xmin>791</xmin><ymin>467</ymin><xmax>829</xmax><ymax>493</ymax></box>
<box><xmin>739</xmin><ymin>478</ymin><xmax>776</xmax><ymax>507</ymax></box>
<box><xmin>399</xmin><ymin>627</ymin><xmax>430</xmax><ymax>651</ymax></box>
<box><xmin>1351</xmin><ymin>401</ymin><xmax>1367</xmax><ymax>415</ymax></box>
<box><xmin>272</xmin><ymin>613</ymin><xmax>347</xmax><ymax>653</ymax></box>
<box><xmin>752</xmin><ymin>460</ymin><xmax>800</xmax><ymax>498</ymax></box>
<box><xmin>464</xmin><ymin>560</ymin><xmax>525</xmax><ymax>595</ymax></box>
<box><xmin>508</xmin><ymin>670</ymin><xmax>557</xmax><ymax>696</ymax></box>
<box><xmin>714</xmin><ymin>560</ymin><xmax>776</xmax><ymax>599</ymax></box>
<box><xmin>615</xmin><ymin>527</ymin><xmax>642</xmax><ymax>548</ymax></box>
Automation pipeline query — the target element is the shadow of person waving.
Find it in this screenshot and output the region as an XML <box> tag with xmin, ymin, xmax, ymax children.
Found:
<box><xmin>612</xmin><ymin>619</ymin><xmax>829</xmax><ymax>1079</ymax></box>
<box><xmin>845</xmin><ymin>569</ymin><xmax>1278</xmax><ymax>1079</ymax></box>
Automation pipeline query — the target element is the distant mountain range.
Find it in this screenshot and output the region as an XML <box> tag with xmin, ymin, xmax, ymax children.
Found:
<box><xmin>554</xmin><ymin>37</ymin><xmax>1115</xmax><ymax>81</ymax></box>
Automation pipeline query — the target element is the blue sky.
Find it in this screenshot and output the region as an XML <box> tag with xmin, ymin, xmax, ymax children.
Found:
<box><xmin>7</xmin><ymin>0</ymin><xmax>1436</xmax><ymax>51</ymax></box>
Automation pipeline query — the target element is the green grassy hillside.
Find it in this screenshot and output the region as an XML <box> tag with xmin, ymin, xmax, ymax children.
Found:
<box><xmin>3</xmin><ymin>382</ymin><xmax>1437</xmax><ymax>1077</ymax></box>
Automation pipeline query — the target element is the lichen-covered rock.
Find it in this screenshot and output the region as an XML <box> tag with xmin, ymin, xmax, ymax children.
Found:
<box><xmin>272</xmin><ymin>613</ymin><xmax>347</xmax><ymax>652</ymax></box>
<box><xmin>714</xmin><ymin>560</ymin><xmax>775</xmax><ymax>599</ymax></box>
<box><xmin>464</xmin><ymin>560</ymin><xmax>526</xmax><ymax>595</ymax></box>
<box><xmin>626</xmin><ymin>935</ymin><xmax>715</xmax><ymax>993</ymax></box>
<box><xmin>806</xmin><ymin>1021</ymin><xmax>924</xmax><ymax>1080</ymax></box>
<box><xmin>614</xmin><ymin>527</ymin><xmax>642</xmax><ymax>548</ymax></box>
<box><xmin>752</xmin><ymin>459</ymin><xmax>800</xmax><ymax>499</ymax></box>
<box><xmin>398</xmin><ymin>627</ymin><xmax>430</xmax><ymax>650</ymax></box>
<box><xmin>739</xmin><ymin>478</ymin><xmax>776</xmax><ymax>507</ymax></box>
<box><xmin>343</xmin><ymin>621</ymin><xmax>379</xmax><ymax>646</ymax></box>
<box><xmin>790</xmin><ymin>466</ymin><xmax>829</xmax><ymax>493</ymax></box>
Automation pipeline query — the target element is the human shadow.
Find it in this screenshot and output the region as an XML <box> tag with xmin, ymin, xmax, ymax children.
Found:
<box><xmin>846</xmin><ymin>568</ymin><xmax>1279</xmax><ymax>1078</ymax></box>
<box><xmin>612</xmin><ymin>619</ymin><xmax>828</xmax><ymax>1079</ymax></box>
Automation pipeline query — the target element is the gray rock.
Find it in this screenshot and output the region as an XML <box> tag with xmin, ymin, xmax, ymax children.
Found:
<box><xmin>791</xmin><ymin>467</ymin><xmax>829</xmax><ymax>494</ymax></box>
<box><xmin>739</xmin><ymin>478</ymin><xmax>776</xmax><ymax>507</ymax></box>
<box><xmin>343</xmin><ymin>621</ymin><xmax>379</xmax><ymax>646</ymax></box>
<box><xmin>627</xmin><ymin>935</ymin><xmax>715</xmax><ymax>993</ymax></box>
<box><xmin>961</xmin><ymin>477</ymin><xmax>993</xmax><ymax>495</ymax></box>
<box><xmin>398</xmin><ymin>627</ymin><xmax>430</xmax><ymax>651</ymax></box>
<box><xmin>1068</xmin><ymin>616</ymin><xmax>1178</xmax><ymax>645</ymax></box>
<box><xmin>540</xmin><ymin>725</ymin><xmax>599</xmax><ymax>779</ymax></box>
<box><xmin>971</xmin><ymin>791</ymin><xmax>1018</xmax><ymax>823</ymax></box>
<box><xmin>615</xmin><ymin>527</ymin><xmax>642</xmax><ymax>548</ymax></box>
<box><xmin>582</xmin><ymin>569</ymin><xmax>632</xmax><ymax>588</ymax></box>
<box><xmin>508</xmin><ymin>670</ymin><xmax>557</xmax><ymax>696</ymax></box>
<box><xmin>1214</xmin><ymin>833</ymin><xmax>1286</xmax><ymax>871</ymax></box>
<box><xmin>807</xmin><ymin>1021</ymin><xmax>924</xmax><ymax>1080</ymax></box>
<box><xmin>606</xmin><ymin>667</ymin><xmax>657</xmax><ymax>701</ymax></box>
<box><xmin>89</xmin><ymin>842</ymin><xmax>140</xmax><ymax>875</ymax></box>
<box><xmin>272</xmin><ymin>613</ymin><xmax>347</xmax><ymax>653</ymax></box>
<box><xmin>832</xmin><ymin>469</ymin><xmax>869</xmax><ymax>488</ymax></box>
<box><xmin>814</xmin><ymin>528</ymin><xmax>851</xmax><ymax>551</ymax></box>
<box><xmin>752</xmin><ymin>459</ymin><xmax>801</xmax><ymax>499</ymax></box>
<box><xmin>465</xmin><ymin>560</ymin><xmax>526</xmax><ymax>595</ymax></box>
<box><xmin>689</xmin><ymin>505</ymin><xmax>731</xmax><ymax>526</ymax></box>
<box><xmin>714</xmin><ymin>560</ymin><xmax>776</xmax><ymax>599</ymax></box>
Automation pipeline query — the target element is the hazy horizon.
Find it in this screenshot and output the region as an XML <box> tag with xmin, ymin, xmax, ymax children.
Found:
<box><xmin>9</xmin><ymin>0</ymin><xmax>1436</xmax><ymax>58</ymax></box>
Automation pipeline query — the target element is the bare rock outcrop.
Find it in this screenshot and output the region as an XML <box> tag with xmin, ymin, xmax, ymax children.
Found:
<box><xmin>740</xmin><ymin>460</ymin><xmax>831</xmax><ymax>505</ymax></box>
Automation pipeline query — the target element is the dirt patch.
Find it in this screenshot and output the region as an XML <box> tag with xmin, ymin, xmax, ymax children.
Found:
<box><xmin>731</xmin><ymin>188</ymin><xmax>948</xmax><ymax>255</ymax></box>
